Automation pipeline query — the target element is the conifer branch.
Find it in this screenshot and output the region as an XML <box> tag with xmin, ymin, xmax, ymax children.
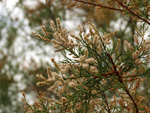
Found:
<box><xmin>115</xmin><ymin>0</ymin><xmax>150</xmax><ymax>25</ymax></box>
<box><xmin>74</xmin><ymin>0</ymin><xmax>150</xmax><ymax>25</ymax></box>
<box><xmin>107</xmin><ymin>53</ymin><xmax>139</xmax><ymax>113</ymax></box>
<box><xmin>94</xmin><ymin>72</ymin><xmax>115</xmax><ymax>78</ymax></box>
<box><xmin>102</xmin><ymin>92</ymin><xmax>111</xmax><ymax>113</ymax></box>
<box><xmin>73</xmin><ymin>0</ymin><xmax>123</xmax><ymax>12</ymax></box>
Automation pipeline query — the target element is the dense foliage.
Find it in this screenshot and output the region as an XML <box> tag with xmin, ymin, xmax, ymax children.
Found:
<box><xmin>22</xmin><ymin>0</ymin><xmax>150</xmax><ymax>113</ymax></box>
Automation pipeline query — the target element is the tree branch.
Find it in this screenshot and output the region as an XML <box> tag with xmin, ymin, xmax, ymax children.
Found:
<box><xmin>103</xmin><ymin>92</ymin><xmax>111</xmax><ymax>113</ymax></box>
<box><xmin>94</xmin><ymin>72</ymin><xmax>115</xmax><ymax>78</ymax></box>
<box><xmin>73</xmin><ymin>0</ymin><xmax>123</xmax><ymax>12</ymax></box>
<box><xmin>115</xmin><ymin>0</ymin><xmax>150</xmax><ymax>25</ymax></box>
<box><xmin>73</xmin><ymin>0</ymin><xmax>150</xmax><ymax>25</ymax></box>
<box><xmin>107</xmin><ymin>53</ymin><xmax>139</xmax><ymax>113</ymax></box>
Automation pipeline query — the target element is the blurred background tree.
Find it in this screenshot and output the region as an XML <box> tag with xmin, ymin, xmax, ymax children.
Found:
<box><xmin>0</xmin><ymin>0</ymin><xmax>149</xmax><ymax>112</ymax></box>
<box><xmin>0</xmin><ymin>0</ymin><xmax>66</xmax><ymax>112</ymax></box>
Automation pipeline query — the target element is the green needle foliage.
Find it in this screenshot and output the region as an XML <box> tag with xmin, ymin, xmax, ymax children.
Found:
<box><xmin>22</xmin><ymin>0</ymin><xmax>150</xmax><ymax>113</ymax></box>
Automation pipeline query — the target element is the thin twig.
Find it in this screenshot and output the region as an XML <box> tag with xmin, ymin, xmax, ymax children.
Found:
<box><xmin>103</xmin><ymin>92</ymin><xmax>111</xmax><ymax>113</ymax></box>
<box><xmin>115</xmin><ymin>0</ymin><xmax>150</xmax><ymax>25</ymax></box>
<box><xmin>74</xmin><ymin>0</ymin><xmax>150</xmax><ymax>25</ymax></box>
<box><xmin>107</xmin><ymin>53</ymin><xmax>139</xmax><ymax>113</ymax></box>
<box><xmin>94</xmin><ymin>72</ymin><xmax>115</xmax><ymax>78</ymax></box>
<box><xmin>73</xmin><ymin>0</ymin><xmax>123</xmax><ymax>12</ymax></box>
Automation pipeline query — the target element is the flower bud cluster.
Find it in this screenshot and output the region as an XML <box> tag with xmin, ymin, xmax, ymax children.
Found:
<box><xmin>115</xmin><ymin>38</ymin><xmax>121</xmax><ymax>51</ymax></box>
<box><xmin>132</xmin><ymin>50</ymin><xmax>140</xmax><ymax>60</ymax></box>
<box><xmin>60</xmin><ymin>63</ymin><xmax>71</xmax><ymax>74</ymax></box>
<box><xmin>124</xmin><ymin>40</ymin><xmax>133</xmax><ymax>50</ymax></box>
<box><xmin>134</xmin><ymin>34</ymin><xmax>139</xmax><ymax>45</ymax></box>
<box><xmin>50</xmin><ymin>18</ymin><xmax>81</xmax><ymax>53</ymax></box>
<box><xmin>26</xmin><ymin>18</ymin><xmax>150</xmax><ymax>113</ymax></box>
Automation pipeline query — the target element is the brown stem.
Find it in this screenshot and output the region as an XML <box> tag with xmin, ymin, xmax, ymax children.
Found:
<box><xmin>94</xmin><ymin>72</ymin><xmax>115</xmax><ymax>78</ymax></box>
<box><xmin>74</xmin><ymin>0</ymin><xmax>150</xmax><ymax>25</ymax></box>
<box><xmin>124</xmin><ymin>88</ymin><xmax>139</xmax><ymax>112</ymax></box>
<box><xmin>107</xmin><ymin>53</ymin><xmax>139</xmax><ymax>113</ymax></box>
<box><xmin>115</xmin><ymin>0</ymin><xmax>150</xmax><ymax>25</ymax></box>
<box><xmin>118</xmin><ymin>78</ymin><xmax>139</xmax><ymax>113</ymax></box>
<box><xmin>73</xmin><ymin>0</ymin><xmax>123</xmax><ymax>12</ymax></box>
<box><xmin>103</xmin><ymin>92</ymin><xmax>111</xmax><ymax>113</ymax></box>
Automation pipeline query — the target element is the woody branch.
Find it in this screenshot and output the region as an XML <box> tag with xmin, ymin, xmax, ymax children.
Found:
<box><xmin>107</xmin><ymin>53</ymin><xmax>139</xmax><ymax>113</ymax></box>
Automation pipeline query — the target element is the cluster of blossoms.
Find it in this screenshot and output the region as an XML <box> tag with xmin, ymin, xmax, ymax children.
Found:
<box><xmin>22</xmin><ymin>18</ymin><xmax>150</xmax><ymax>113</ymax></box>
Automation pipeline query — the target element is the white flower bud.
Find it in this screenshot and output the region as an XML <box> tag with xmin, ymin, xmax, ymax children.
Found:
<box><xmin>85</xmin><ymin>58</ymin><xmax>95</xmax><ymax>63</ymax></box>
